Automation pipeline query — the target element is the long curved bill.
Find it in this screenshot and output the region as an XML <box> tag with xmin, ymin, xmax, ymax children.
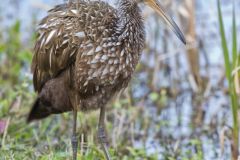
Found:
<box><xmin>146</xmin><ymin>0</ymin><xmax>186</xmax><ymax>44</ymax></box>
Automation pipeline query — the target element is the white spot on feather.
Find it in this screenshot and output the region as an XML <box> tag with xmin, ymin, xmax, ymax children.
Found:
<box><xmin>88</xmin><ymin>69</ymin><xmax>94</xmax><ymax>75</ymax></box>
<box><xmin>83</xmin><ymin>81</ymin><xmax>88</xmax><ymax>86</ymax></box>
<box><xmin>75</xmin><ymin>32</ymin><xmax>85</xmax><ymax>38</ymax></box>
<box><xmin>59</xmin><ymin>11</ymin><xmax>66</xmax><ymax>16</ymax></box>
<box><xmin>62</xmin><ymin>39</ymin><xmax>68</xmax><ymax>45</ymax></box>
<box><xmin>40</xmin><ymin>37</ymin><xmax>46</xmax><ymax>48</ymax></box>
<box><xmin>91</xmin><ymin>59</ymin><xmax>98</xmax><ymax>64</ymax></box>
<box><xmin>102</xmin><ymin>67</ymin><xmax>108</xmax><ymax>75</ymax></box>
<box><xmin>92</xmin><ymin>70</ymin><xmax>99</xmax><ymax>77</ymax></box>
<box><xmin>95</xmin><ymin>46</ymin><xmax>102</xmax><ymax>52</ymax></box>
<box><xmin>120</xmin><ymin>50</ymin><xmax>124</xmax><ymax>56</ymax></box>
<box><xmin>111</xmin><ymin>48</ymin><xmax>116</xmax><ymax>52</ymax></box>
<box><xmin>86</xmin><ymin>43</ymin><xmax>93</xmax><ymax>48</ymax></box>
<box><xmin>101</xmin><ymin>55</ymin><xmax>108</xmax><ymax>61</ymax></box>
<box><xmin>85</xmin><ymin>48</ymin><xmax>94</xmax><ymax>56</ymax></box>
<box><xmin>107</xmin><ymin>42</ymin><xmax>113</xmax><ymax>47</ymax></box>
<box><xmin>95</xmin><ymin>54</ymin><xmax>101</xmax><ymax>60</ymax></box>
<box><xmin>114</xmin><ymin>59</ymin><xmax>119</xmax><ymax>64</ymax></box>
<box><xmin>126</xmin><ymin>58</ymin><xmax>129</xmax><ymax>65</ymax></box>
<box><xmin>71</xmin><ymin>10</ymin><xmax>78</xmax><ymax>14</ymax></box>
<box><xmin>70</xmin><ymin>52</ymin><xmax>75</xmax><ymax>57</ymax></box>
<box><xmin>108</xmin><ymin>59</ymin><xmax>114</xmax><ymax>64</ymax></box>
<box><xmin>110</xmin><ymin>66</ymin><xmax>115</xmax><ymax>72</ymax></box>
<box><xmin>96</xmin><ymin>86</ymin><xmax>99</xmax><ymax>91</ymax></box>
<box><xmin>46</xmin><ymin>30</ymin><xmax>57</xmax><ymax>44</ymax></box>
<box><xmin>103</xmin><ymin>43</ymin><xmax>107</xmax><ymax>47</ymax></box>
<box><xmin>39</xmin><ymin>24</ymin><xmax>48</xmax><ymax>29</ymax></box>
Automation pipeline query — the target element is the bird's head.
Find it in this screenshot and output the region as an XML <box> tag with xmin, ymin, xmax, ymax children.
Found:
<box><xmin>140</xmin><ymin>0</ymin><xmax>186</xmax><ymax>44</ymax></box>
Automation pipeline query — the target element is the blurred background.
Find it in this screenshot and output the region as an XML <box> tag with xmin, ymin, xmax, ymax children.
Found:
<box><xmin>0</xmin><ymin>0</ymin><xmax>240</xmax><ymax>159</ymax></box>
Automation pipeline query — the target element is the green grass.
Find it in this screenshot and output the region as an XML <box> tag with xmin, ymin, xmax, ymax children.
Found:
<box><xmin>217</xmin><ymin>0</ymin><xmax>239</xmax><ymax>159</ymax></box>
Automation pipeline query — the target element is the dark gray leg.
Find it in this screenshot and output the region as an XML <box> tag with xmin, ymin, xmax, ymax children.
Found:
<box><xmin>71</xmin><ymin>110</ymin><xmax>78</xmax><ymax>160</ymax></box>
<box><xmin>98</xmin><ymin>106</ymin><xmax>111</xmax><ymax>160</ymax></box>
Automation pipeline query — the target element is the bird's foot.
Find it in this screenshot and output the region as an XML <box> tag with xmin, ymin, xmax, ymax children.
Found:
<box><xmin>71</xmin><ymin>135</ymin><xmax>78</xmax><ymax>160</ymax></box>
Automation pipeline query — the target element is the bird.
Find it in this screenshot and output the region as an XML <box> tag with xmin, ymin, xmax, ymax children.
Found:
<box><xmin>27</xmin><ymin>0</ymin><xmax>186</xmax><ymax>160</ymax></box>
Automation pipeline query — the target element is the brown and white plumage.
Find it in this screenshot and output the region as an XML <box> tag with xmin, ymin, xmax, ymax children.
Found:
<box><xmin>29</xmin><ymin>0</ymin><xmax>145</xmax><ymax>118</ymax></box>
<box><xmin>28</xmin><ymin>0</ymin><xmax>185</xmax><ymax>159</ymax></box>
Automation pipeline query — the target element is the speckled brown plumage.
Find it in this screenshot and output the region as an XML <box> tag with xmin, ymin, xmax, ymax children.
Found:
<box><xmin>28</xmin><ymin>0</ymin><xmax>145</xmax><ymax>121</ymax></box>
<box><xmin>27</xmin><ymin>1</ymin><xmax>185</xmax><ymax>159</ymax></box>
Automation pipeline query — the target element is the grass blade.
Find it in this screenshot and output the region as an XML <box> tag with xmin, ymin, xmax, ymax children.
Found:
<box><xmin>232</xmin><ymin>0</ymin><xmax>237</xmax><ymax>65</ymax></box>
<box><xmin>217</xmin><ymin>0</ymin><xmax>231</xmax><ymax>82</ymax></box>
<box><xmin>217</xmin><ymin>0</ymin><xmax>239</xmax><ymax>159</ymax></box>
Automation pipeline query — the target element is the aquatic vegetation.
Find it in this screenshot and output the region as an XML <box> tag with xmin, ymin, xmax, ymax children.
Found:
<box><xmin>218</xmin><ymin>0</ymin><xmax>239</xmax><ymax>159</ymax></box>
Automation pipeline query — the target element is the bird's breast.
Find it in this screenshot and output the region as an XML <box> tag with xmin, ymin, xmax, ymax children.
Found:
<box><xmin>74</xmin><ymin>35</ymin><xmax>141</xmax><ymax>95</ymax></box>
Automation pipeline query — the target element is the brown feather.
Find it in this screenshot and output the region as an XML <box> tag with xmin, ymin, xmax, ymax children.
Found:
<box><xmin>30</xmin><ymin>0</ymin><xmax>145</xmax><ymax>117</ymax></box>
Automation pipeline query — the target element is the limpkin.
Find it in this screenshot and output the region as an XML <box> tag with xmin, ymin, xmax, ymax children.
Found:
<box><xmin>27</xmin><ymin>0</ymin><xmax>186</xmax><ymax>159</ymax></box>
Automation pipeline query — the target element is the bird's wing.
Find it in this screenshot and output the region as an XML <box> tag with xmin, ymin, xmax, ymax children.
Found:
<box><xmin>32</xmin><ymin>2</ymin><xmax>118</xmax><ymax>92</ymax></box>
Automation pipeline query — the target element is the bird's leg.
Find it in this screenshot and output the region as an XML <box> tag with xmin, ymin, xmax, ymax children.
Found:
<box><xmin>71</xmin><ymin>110</ymin><xmax>78</xmax><ymax>160</ymax></box>
<box><xmin>98</xmin><ymin>106</ymin><xmax>111</xmax><ymax>160</ymax></box>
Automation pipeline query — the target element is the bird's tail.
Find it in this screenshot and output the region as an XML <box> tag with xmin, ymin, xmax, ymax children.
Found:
<box><xmin>27</xmin><ymin>98</ymin><xmax>52</xmax><ymax>123</ymax></box>
<box><xmin>27</xmin><ymin>71</ymin><xmax>73</xmax><ymax>123</ymax></box>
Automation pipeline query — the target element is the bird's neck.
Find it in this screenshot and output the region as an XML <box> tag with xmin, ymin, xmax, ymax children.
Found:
<box><xmin>117</xmin><ymin>0</ymin><xmax>145</xmax><ymax>52</ymax></box>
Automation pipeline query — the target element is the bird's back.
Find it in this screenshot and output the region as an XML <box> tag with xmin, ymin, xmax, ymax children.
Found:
<box><xmin>32</xmin><ymin>1</ymin><xmax>119</xmax><ymax>93</ymax></box>
<box><xmin>29</xmin><ymin>0</ymin><xmax>141</xmax><ymax>121</ymax></box>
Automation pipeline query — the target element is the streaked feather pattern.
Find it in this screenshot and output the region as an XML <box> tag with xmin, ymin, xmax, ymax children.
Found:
<box><xmin>31</xmin><ymin>0</ymin><xmax>145</xmax><ymax>112</ymax></box>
